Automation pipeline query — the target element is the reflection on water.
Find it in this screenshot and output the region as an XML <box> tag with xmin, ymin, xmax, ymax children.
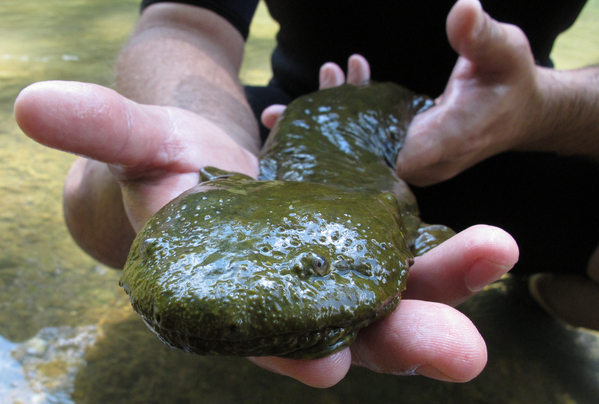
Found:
<box><xmin>0</xmin><ymin>0</ymin><xmax>140</xmax><ymax>345</ymax></box>
<box><xmin>1</xmin><ymin>326</ymin><xmax>100</xmax><ymax>404</ymax></box>
<box><xmin>0</xmin><ymin>1</ymin><xmax>598</xmax><ymax>403</ymax></box>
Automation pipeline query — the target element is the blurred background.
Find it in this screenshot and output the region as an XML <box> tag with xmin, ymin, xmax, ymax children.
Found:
<box><xmin>1</xmin><ymin>1</ymin><xmax>598</xmax><ymax>403</ymax></box>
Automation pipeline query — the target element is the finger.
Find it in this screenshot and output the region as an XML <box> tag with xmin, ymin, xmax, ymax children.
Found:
<box><xmin>319</xmin><ymin>62</ymin><xmax>345</xmax><ymax>89</ymax></box>
<box><xmin>346</xmin><ymin>54</ymin><xmax>371</xmax><ymax>85</ymax></box>
<box><xmin>248</xmin><ymin>349</ymin><xmax>352</xmax><ymax>388</ymax></box>
<box><xmin>263</xmin><ymin>55</ymin><xmax>370</xmax><ymax>131</ymax></box>
<box><xmin>350</xmin><ymin>300</ymin><xmax>487</xmax><ymax>382</ymax></box>
<box><xmin>261</xmin><ymin>104</ymin><xmax>287</xmax><ymax>130</ymax></box>
<box><xmin>402</xmin><ymin>225</ymin><xmax>519</xmax><ymax>306</ymax></box>
<box><xmin>63</xmin><ymin>157</ymin><xmax>137</xmax><ymax>267</ymax></box>
<box><xmin>15</xmin><ymin>81</ymin><xmax>167</xmax><ymax>167</ymax></box>
<box><xmin>14</xmin><ymin>81</ymin><xmax>256</xmax><ymax>177</ymax></box>
<box><xmin>397</xmin><ymin>129</ymin><xmax>478</xmax><ymax>187</ymax></box>
<box><xmin>446</xmin><ymin>0</ymin><xmax>533</xmax><ymax>74</ymax></box>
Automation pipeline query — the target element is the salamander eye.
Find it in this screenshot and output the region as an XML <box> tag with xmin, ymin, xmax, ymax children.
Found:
<box><xmin>311</xmin><ymin>255</ymin><xmax>330</xmax><ymax>276</ymax></box>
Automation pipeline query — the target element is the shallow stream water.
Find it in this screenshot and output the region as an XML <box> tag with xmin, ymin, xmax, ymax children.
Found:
<box><xmin>1</xmin><ymin>1</ymin><xmax>599</xmax><ymax>403</ymax></box>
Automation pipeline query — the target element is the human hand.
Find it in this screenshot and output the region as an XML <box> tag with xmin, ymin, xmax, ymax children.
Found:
<box><xmin>15</xmin><ymin>81</ymin><xmax>259</xmax><ymax>264</ymax></box>
<box><xmin>395</xmin><ymin>0</ymin><xmax>542</xmax><ymax>186</ymax></box>
<box><xmin>259</xmin><ymin>56</ymin><xmax>519</xmax><ymax>387</ymax></box>
<box><xmin>249</xmin><ymin>225</ymin><xmax>518</xmax><ymax>387</ymax></box>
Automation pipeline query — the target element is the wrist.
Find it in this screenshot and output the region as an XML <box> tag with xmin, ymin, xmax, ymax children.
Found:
<box><xmin>116</xmin><ymin>4</ymin><xmax>260</xmax><ymax>155</ymax></box>
<box><xmin>518</xmin><ymin>66</ymin><xmax>599</xmax><ymax>156</ymax></box>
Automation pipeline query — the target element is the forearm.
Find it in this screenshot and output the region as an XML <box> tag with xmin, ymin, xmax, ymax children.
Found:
<box><xmin>115</xmin><ymin>3</ymin><xmax>260</xmax><ymax>154</ymax></box>
<box><xmin>60</xmin><ymin>4</ymin><xmax>261</xmax><ymax>268</ymax></box>
<box><xmin>522</xmin><ymin>65</ymin><xmax>599</xmax><ymax>157</ymax></box>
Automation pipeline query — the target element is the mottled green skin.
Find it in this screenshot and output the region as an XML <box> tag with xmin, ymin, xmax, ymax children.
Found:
<box><xmin>120</xmin><ymin>83</ymin><xmax>454</xmax><ymax>359</ymax></box>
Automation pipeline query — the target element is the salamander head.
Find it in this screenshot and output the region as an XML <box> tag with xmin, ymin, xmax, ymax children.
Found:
<box><xmin>120</xmin><ymin>177</ymin><xmax>413</xmax><ymax>359</ymax></box>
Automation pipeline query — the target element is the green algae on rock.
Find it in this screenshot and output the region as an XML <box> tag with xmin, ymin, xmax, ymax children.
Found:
<box><xmin>120</xmin><ymin>83</ymin><xmax>454</xmax><ymax>359</ymax></box>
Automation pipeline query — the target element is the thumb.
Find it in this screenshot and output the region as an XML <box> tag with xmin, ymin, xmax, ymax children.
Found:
<box><xmin>15</xmin><ymin>81</ymin><xmax>257</xmax><ymax>178</ymax></box>
<box><xmin>446</xmin><ymin>0</ymin><xmax>533</xmax><ymax>75</ymax></box>
<box><xmin>15</xmin><ymin>81</ymin><xmax>168</xmax><ymax>168</ymax></box>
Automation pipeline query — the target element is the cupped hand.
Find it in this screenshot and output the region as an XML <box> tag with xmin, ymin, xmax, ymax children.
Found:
<box><xmin>258</xmin><ymin>54</ymin><xmax>519</xmax><ymax>388</ymax></box>
<box><xmin>395</xmin><ymin>0</ymin><xmax>542</xmax><ymax>186</ymax></box>
<box><xmin>250</xmin><ymin>225</ymin><xmax>518</xmax><ymax>387</ymax></box>
<box><xmin>14</xmin><ymin>81</ymin><xmax>259</xmax><ymax>233</ymax></box>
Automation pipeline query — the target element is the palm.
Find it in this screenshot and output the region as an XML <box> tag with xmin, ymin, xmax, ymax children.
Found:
<box><xmin>396</xmin><ymin>0</ymin><xmax>539</xmax><ymax>186</ymax></box>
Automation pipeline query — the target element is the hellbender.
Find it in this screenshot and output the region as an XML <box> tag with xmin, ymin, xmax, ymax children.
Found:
<box><xmin>120</xmin><ymin>83</ymin><xmax>454</xmax><ymax>359</ymax></box>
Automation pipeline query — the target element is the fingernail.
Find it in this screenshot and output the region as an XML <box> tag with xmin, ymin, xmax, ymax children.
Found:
<box><xmin>470</xmin><ymin>0</ymin><xmax>486</xmax><ymax>38</ymax></box>
<box><xmin>319</xmin><ymin>64</ymin><xmax>334</xmax><ymax>88</ymax></box>
<box><xmin>466</xmin><ymin>260</ymin><xmax>510</xmax><ymax>292</ymax></box>
<box><xmin>416</xmin><ymin>365</ymin><xmax>460</xmax><ymax>382</ymax></box>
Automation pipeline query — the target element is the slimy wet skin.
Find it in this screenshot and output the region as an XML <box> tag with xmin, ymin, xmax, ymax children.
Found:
<box><xmin>120</xmin><ymin>83</ymin><xmax>454</xmax><ymax>359</ymax></box>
